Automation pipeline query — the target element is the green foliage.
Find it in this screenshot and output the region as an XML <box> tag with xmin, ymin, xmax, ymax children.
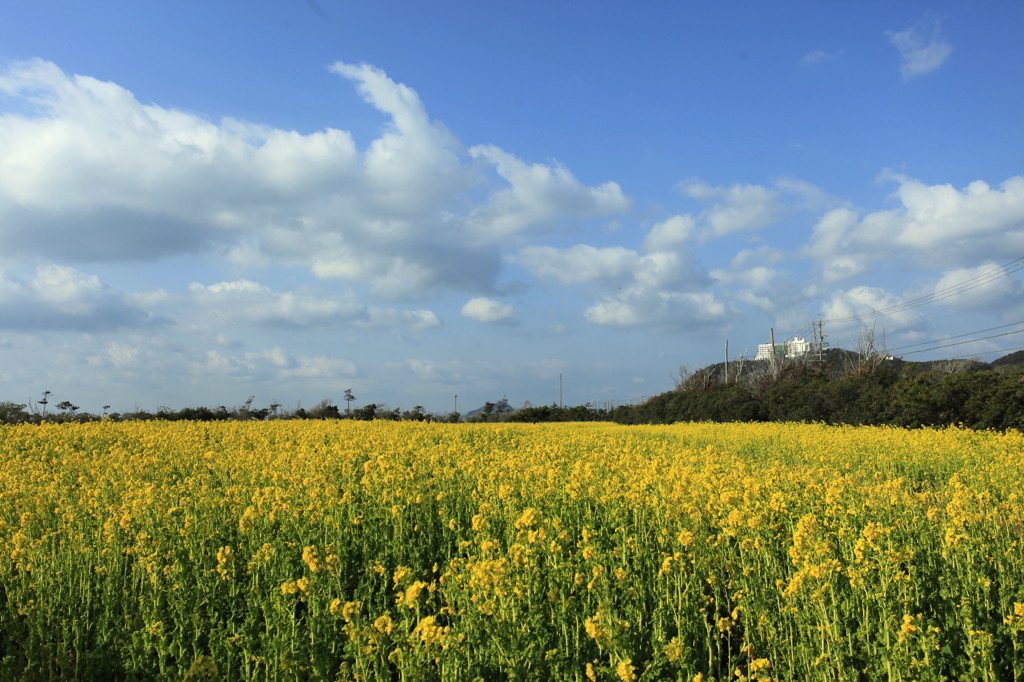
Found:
<box><xmin>614</xmin><ymin>366</ymin><xmax>1024</xmax><ymax>431</ymax></box>
<box><xmin>0</xmin><ymin>401</ymin><xmax>30</xmax><ymax>424</ymax></box>
<box><xmin>308</xmin><ymin>399</ymin><xmax>343</xmax><ymax>420</ymax></box>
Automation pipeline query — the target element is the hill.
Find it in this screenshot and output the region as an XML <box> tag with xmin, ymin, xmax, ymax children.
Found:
<box><xmin>613</xmin><ymin>347</ymin><xmax>1024</xmax><ymax>430</ymax></box>
<box><xmin>992</xmin><ymin>349</ymin><xmax>1024</xmax><ymax>368</ymax></box>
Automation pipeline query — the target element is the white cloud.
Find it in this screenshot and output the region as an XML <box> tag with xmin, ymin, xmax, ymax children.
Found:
<box><xmin>0</xmin><ymin>59</ymin><xmax>629</xmax><ymax>301</ymax></box>
<box><xmin>327</xmin><ymin>61</ymin><xmax>470</xmax><ymax>216</ymax></box>
<box><xmin>772</xmin><ymin>177</ymin><xmax>844</xmax><ymax>213</ymax></box>
<box><xmin>515</xmin><ymin>230</ymin><xmax>714</xmax><ymax>329</ymax></box>
<box><xmin>643</xmin><ymin>215</ymin><xmax>695</xmax><ymax>253</ymax></box>
<box><xmin>189</xmin><ymin>346</ymin><xmax>360</xmax><ymax>381</ymax></box>
<box><xmin>513</xmin><ymin>245</ymin><xmax>641</xmax><ymax>286</ymax></box>
<box><xmin>675</xmin><ymin>177</ymin><xmax>842</xmax><ymax>244</ymax></box>
<box><xmin>803</xmin><ymin>207</ymin><xmax>869</xmax><ymax>282</ymax></box>
<box><xmin>0</xmin><ymin>59</ymin><xmax>359</xmax><ymax>262</ymax></box>
<box><xmin>822</xmin><ymin>285</ymin><xmax>923</xmax><ymax>333</ymax></box>
<box><xmin>633</xmin><ymin>251</ymin><xmax>693</xmax><ymax>290</ymax></box>
<box><xmin>928</xmin><ymin>262</ymin><xmax>1018</xmax><ymax>309</ymax></box>
<box><xmin>363</xmin><ymin>307</ymin><xmax>442</xmax><ymax>333</ymax></box>
<box><xmin>249</xmin><ymin>346</ymin><xmax>291</xmax><ymax>369</ymax></box>
<box><xmin>404</xmin><ymin>357</ymin><xmax>563</xmax><ymax>386</ymax></box>
<box><xmin>712</xmin><ymin>265</ymin><xmax>779</xmax><ymax>291</ymax></box>
<box><xmin>189</xmin><ymin>279</ymin><xmax>441</xmax><ymax>333</ymax></box>
<box><xmin>730</xmin><ymin>246</ymin><xmax>785</xmax><ymax>269</ymax></box>
<box><xmin>680</xmin><ymin>180</ymin><xmax>785</xmax><ymax>238</ymax></box>
<box><xmin>86</xmin><ymin>341</ymin><xmax>140</xmax><ymax>369</ymax></box>
<box><xmin>202</xmin><ymin>349</ymin><xmax>245</xmax><ymax>375</ymax></box>
<box><xmin>407</xmin><ymin>359</ymin><xmax>459</xmax><ymax>383</ymax></box>
<box><xmin>585</xmin><ymin>289</ymin><xmax>725</xmax><ymax>329</ymax></box>
<box><xmin>886</xmin><ymin>17</ymin><xmax>953</xmax><ymax>79</ymax></box>
<box><xmin>461</xmin><ymin>297</ymin><xmax>514</xmax><ymax>324</ymax></box>
<box><xmin>804</xmin><ymin>175</ymin><xmax>1024</xmax><ymax>281</ymax></box>
<box><xmin>278</xmin><ymin>355</ymin><xmax>360</xmax><ymax>379</ymax></box>
<box><xmin>708</xmin><ymin>246</ymin><xmax>806</xmax><ymax>318</ymax></box>
<box><xmin>466</xmin><ymin>145</ymin><xmax>631</xmax><ymax>240</ymax></box>
<box><xmin>189</xmin><ymin>280</ymin><xmax>365</xmax><ymax>328</ymax></box>
<box><xmin>515</xmin><ymin>243</ymin><xmax>701</xmax><ymax>292</ymax></box>
<box><xmin>884</xmin><ymin>175</ymin><xmax>1024</xmax><ymax>250</ymax></box>
<box><xmin>800</xmin><ymin>49</ymin><xmax>841</xmax><ymax>66</ymax></box>
<box><xmin>0</xmin><ymin>265</ymin><xmax>154</xmax><ymax>331</ymax></box>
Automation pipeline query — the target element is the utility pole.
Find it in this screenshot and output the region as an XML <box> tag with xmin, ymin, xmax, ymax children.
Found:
<box><xmin>724</xmin><ymin>339</ymin><xmax>729</xmax><ymax>384</ymax></box>
<box><xmin>454</xmin><ymin>394</ymin><xmax>458</xmax><ymax>414</ymax></box>
<box><xmin>813</xmin><ymin>317</ymin><xmax>827</xmax><ymax>365</ymax></box>
<box><xmin>769</xmin><ymin>327</ymin><xmax>776</xmax><ymax>357</ymax></box>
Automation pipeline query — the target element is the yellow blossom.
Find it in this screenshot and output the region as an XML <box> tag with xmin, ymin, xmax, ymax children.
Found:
<box><xmin>616</xmin><ymin>658</ymin><xmax>637</xmax><ymax>681</ymax></box>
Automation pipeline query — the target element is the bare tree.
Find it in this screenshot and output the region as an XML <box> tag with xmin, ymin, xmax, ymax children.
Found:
<box><xmin>936</xmin><ymin>358</ymin><xmax>977</xmax><ymax>375</ymax></box>
<box><xmin>733</xmin><ymin>354</ymin><xmax>747</xmax><ymax>384</ymax></box>
<box><xmin>847</xmin><ymin>321</ymin><xmax>888</xmax><ymax>377</ymax></box>
<box><xmin>747</xmin><ymin>358</ymin><xmax>786</xmax><ymax>398</ymax></box>
<box><xmin>672</xmin><ymin>365</ymin><xmax>715</xmax><ymax>393</ymax></box>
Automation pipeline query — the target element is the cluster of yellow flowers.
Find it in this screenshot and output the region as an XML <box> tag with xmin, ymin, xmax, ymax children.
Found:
<box><xmin>0</xmin><ymin>419</ymin><xmax>1022</xmax><ymax>679</ymax></box>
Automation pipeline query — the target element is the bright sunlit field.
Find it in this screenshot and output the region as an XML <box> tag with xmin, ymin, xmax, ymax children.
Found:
<box><xmin>1</xmin><ymin>420</ymin><xmax>1022</xmax><ymax>680</ymax></box>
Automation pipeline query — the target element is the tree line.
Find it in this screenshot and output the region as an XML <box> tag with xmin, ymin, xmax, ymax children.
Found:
<box><xmin>0</xmin><ymin>395</ymin><xmax>460</xmax><ymax>425</ymax></box>
<box><xmin>609</xmin><ymin>349</ymin><xmax>1024</xmax><ymax>430</ymax></box>
<box><xmin>2</xmin><ymin>349</ymin><xmax>1021</xmax><ymax>429</ymax></box>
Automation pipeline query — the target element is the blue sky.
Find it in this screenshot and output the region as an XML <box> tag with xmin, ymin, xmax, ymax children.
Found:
<box><xmin>1</xmin><ymin>1</ymin><xmax>1022</xmax><ymax>415</ymax></box>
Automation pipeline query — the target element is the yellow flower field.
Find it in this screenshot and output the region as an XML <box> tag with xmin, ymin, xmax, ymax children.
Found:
<box><xmin>1</xmin><ymin>420</ymin><xmax>1022</xmax><ymax>680</ymax></box>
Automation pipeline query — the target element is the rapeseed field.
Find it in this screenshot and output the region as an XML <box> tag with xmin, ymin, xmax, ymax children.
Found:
<box><xmin>1</xmin><ymin>420</ymin><xmax>1022</xmax><ymax>680</ymax></box>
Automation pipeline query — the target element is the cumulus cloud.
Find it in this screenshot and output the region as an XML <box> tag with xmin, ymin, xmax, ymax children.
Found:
<box><xmin>0</xmin><ymin>265</ymin><xmax>155</xmax><ymax>331</ymax></box>
<box><xmin>0</xmin><ymin>59</ymin><xmax>629</xmax><ymax>300</ymax></box>
<box><xmin>822</xmin><ymin>285</ymin><xmax>923</xmax><ymax>333</ymax></box>
<box><xmin>643</xmin><ymin>215</ymin><xmax>695</xmax><ymax>253</ymax></box>
<box><xmin>86</xmin><ymin>338</ymin><xmax>361</xmax><ymax>385</ymax></box>
<box><xmin>186</xmin><ymin>345</ymin><xmax>361</xmax><ymax>381</ymax></box>
<box><xmin>327</xmin><ymin>61</ymin><xmax>471</xmax><ymax>217</ymax></box>
<box><xmin>466</xmin><ymin>145</ymin><xmax>631</xmax><ymax>240</ymax></box>
<box><xmin>676</xmin><ymin>178</ymin><xmax>839</xmax><ymax>243</ymax></box>
<box><xmin>886</xmin><ymin>17</ymin><xmax>953</xmax><ymax>79</ymax></box>
<box><xmin>513</xmin><ymin>245</ymin><xmax>641</xmax><ymax>287</ymax></box>
<box><xmin>364</xmin><ymin>307</ymin><xmax>441</xmax><ymax>333</ymax></box>
<box><xmin>707</xmin><ymin>246</ymin><xmax>809</xmax><ymax>320</ymax></box>
<box><xmin>515</xmin><ymin>235</ymin><xmax>717</xmax><ymax>329</ymax></box>
<box><xmin>514</xmin><ymin>243</ymin><xmax>703</xmax><ymax>293</ymax></box>
<box><xmin>926</xmin><ymin>262</ymin><xmax>1020</xmax><ymax>310</ymax></box>
<box><xmin>189</xmin><ymin>279</ymin><xmax>440</xmax><ymax>332</ymax></box>
<box><xmin>277</xmin><ymin>355</ymin><xmax>360</xmax><ymax>379</ymax></box>
<box><xmin>711</xmin><ymin>265</ymin><xmax>784</xmax><ymax>311</ymax></box>
<box><xmin>730</xmin><ymin>246</ymin><xmax>786</xmax><ymax>269</ymax></box>
<box><xmin>460</xmin><ymin>297</ymin><xmax>514</xmax><ymax>324</ymax></box>
<box><xmin>680</xmin><ymin>180</ymin><xmax>785</xmax><ymax>238</ymax></box>
<box><xmin>0</xmin><ymin>59</ymin><xmax>359</xmax><ymax>262</ymax></box>
<box><xmin>189</xmin><ymin>280</ymin><xmax>364</xmax><ymax>328</ymax></box>
<box><xmin>804</xmin><ymin>175</ymin><xmax>1024</xmax><ymax>281</ymax></box>
<box><xmin>584</xmin><ymin>290</ymin><xmax>725</xmax><ymax>329</ymax></box>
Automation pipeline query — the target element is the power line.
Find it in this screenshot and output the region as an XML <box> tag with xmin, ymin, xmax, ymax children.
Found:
<box><xmin>875</xmin><ymin>276</ymin><xmax>1021</xmax><ymax>337</ymax></box>
<box><xmin>888</xmin><ymin>320</ymin><xmax>1024</xmax><ymax>352</ymax></box>
<box><xmin>898</xmin><ymin>327</ymin><xmax>1024</xmax><ymax>356</ymax></box>
<box><xmin>822</xmin><ymin>256</ymin><xmax>1024</xmax><ymax>325</ymax></box>
<box><xmin>965</xmin><ymin>346</ymin><xmax>1024</xmax><ymax>358</ymax></box>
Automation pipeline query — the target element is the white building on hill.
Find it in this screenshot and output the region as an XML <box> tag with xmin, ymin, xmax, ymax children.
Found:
<box><xmin>756</xmin><ymin>336</ymin><xmax>811</xmax><ymax>360</ymax></box>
